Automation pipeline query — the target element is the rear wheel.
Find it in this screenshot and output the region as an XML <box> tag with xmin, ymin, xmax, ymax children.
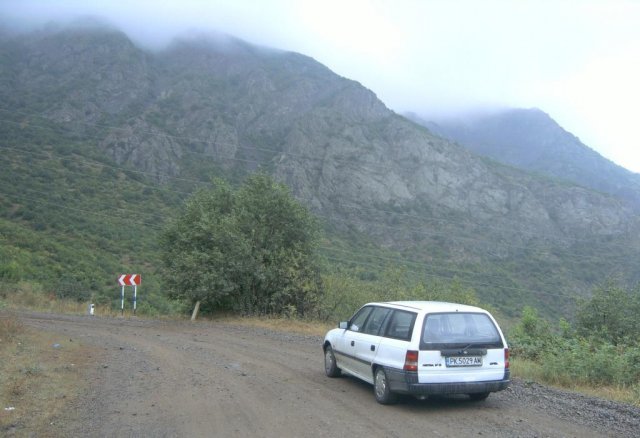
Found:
<box><xmin>469</xmin><ymin>392</ymin><xmax>490</xmax><ymax>401</ymax></box>
<box><xmin>324</xmin><ymin>345</ymin><xmax>341</xmax><ymax>377</ymax></box>
<box><xmin>374</xmin><ymin>368</ymin><xmax>397</xmax><ymax>404</ymax></box>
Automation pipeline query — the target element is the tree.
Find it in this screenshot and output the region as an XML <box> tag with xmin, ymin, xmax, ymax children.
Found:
<box><xmin>161</xmin><ymin>174</ymin><xmax>322</xmax><ymax>316</ymax></box>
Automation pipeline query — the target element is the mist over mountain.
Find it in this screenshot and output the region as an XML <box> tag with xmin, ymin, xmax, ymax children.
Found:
<box><xmin>2</xmin><ymin>21</ymin><xmax>639</xmax><ymax>318</ymax></box>
<box><xmin>406</xmin><ymin>108</ymin><xmax>640</xmax><ymax>209</ymax></box>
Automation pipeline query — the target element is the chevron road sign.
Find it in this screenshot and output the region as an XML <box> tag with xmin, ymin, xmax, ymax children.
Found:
<box><xmin>118</xmin><ymin>274</ymin><xmax>141</xmax><ymax>315</ymax></box>
<box><xmin>118</xmin><ymin>274</ymin><xmax>141</xmax><ymax>286</ymax></box>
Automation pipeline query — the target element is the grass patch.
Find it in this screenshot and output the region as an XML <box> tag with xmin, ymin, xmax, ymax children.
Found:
<box><xmin>0</xmin><ymin>314</ymin><xmax>24</xmax><ymax>340</ymax></box>
<box><xmin>511</xmin><ymin>357</ymin><xmax>640</xmax><ymax>407</ymax></box>
<box><xmin>1</xmin><ymin>282</ymin><xmax>89</xmax><ymax>315</ymax></box>
<box><xmin>0</xmin><ymin>312</ymin><xmax>94</xmax><ymax>435</ymax></box>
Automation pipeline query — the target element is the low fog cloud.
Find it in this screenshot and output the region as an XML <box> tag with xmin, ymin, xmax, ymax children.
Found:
<box><xmin>2</xmin><ymin>0</ymin><xmax>640</xmax><ymax>172</ymax></box>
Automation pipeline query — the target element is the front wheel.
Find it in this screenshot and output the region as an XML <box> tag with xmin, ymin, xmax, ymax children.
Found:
<box><xmin>374</xmin><ymin>368</ymin><xmax>397</xmax><ymax>404</ymax></box>
<box><xmin>324</xmin><ymin>345</ymin><xmax>341</xmax><ymax>377</ymax></box>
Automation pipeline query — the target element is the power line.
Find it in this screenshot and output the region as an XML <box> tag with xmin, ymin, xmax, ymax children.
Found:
<box><xmin>0</xmin><ymin>182</ymin><xmax>624</xmax><ymax>304</ymax></box>
<box><xmin>0</xmin><ymin>113</ymin><xmax>636</xmax><ymax>300</ymax></box>
<box><xmin>0</xmin><ymin>187</ymin><xmax>584</xmax><ymax>302</ymax></box>
<box><xmin>316</xmin><ymin>243</ymin><xmax>622</xmax><ymax>296</ymax></box>
<box><xmin>320</xmin><ymin>255</ymin><xmax>578</xmax><ymax>301</ymax></box>
<box><xmin>1</xmin><ymin>143</ymin><xmax>636</xmax><ymax>263</ymax></box>
<box><xmin>1</xmin><ymin>138</ymin><xmax>633</xmax><ymax>253</ymax></box>
<box><xmin>0</xmin><ymin>175</ymin><xmax>625</xmax><ymax>301</ymax></box>
<box><xmin>0</xmin><ymin>107</ymin><xmax>394</xmax><ymax>172</ymax></box>
<box><xmin>2</xmin><ymin>110</ymin><xmax>633</xmax><ymax>245</ymax></box>
<box><xmin>0</xmin><ymin>184</ymin><xmax>171</xmax><ymax>225</ymax></box>
<box><xmin>0</xmin><ymin>190</ymin><xmax>166</xmax><ymax>231</ymax></box>
<box><xmin>1</xmin><ymin>179</ymin><xmax>623</xmax><ymax>291</ymax></box>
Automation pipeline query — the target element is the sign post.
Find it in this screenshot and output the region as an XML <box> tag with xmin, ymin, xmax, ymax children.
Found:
<box><xmin>118</xmin><ymin>274</ymin><xmax>141</xmax><ymax>315</ymax></box>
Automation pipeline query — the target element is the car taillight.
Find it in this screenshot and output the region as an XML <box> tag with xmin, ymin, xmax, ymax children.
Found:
<box><xmin>504</xmin><ymin>348</ymin><xmax>510</xmax><ymax>369</ymax></box>
<box><xmin>404</xmin><ymin>350</ymin><xmax>418</xmax><ymax>372</ymax></box>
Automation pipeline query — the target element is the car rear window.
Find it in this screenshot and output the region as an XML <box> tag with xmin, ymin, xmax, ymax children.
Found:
<box><xmin>420</xmin><ymin>312</ymin><xmax>503</xmax><ymax>350</ymax></box>
<box><xmin>384</xmin><ymin>310</ymin><xmax>416</xmax><ymax>341</ymax></box>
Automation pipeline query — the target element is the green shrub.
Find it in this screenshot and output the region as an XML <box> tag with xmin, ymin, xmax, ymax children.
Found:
<box><xmin>576</xmin><ymin>281</ymin><xmax>640</xmax><ymax>346</ymax></box>
<box><xmin>541</xmin><ymin>340</ymin><xmax>618</xmax><ymax>386</ymax></box>
<box><xmin>509</xmin><ymin>306</ymin><xmax>557</xmax><ymax>361</ymax></box>
<box><xmin>511</xmin><ymin>285</ymin><xmax>640</xmax><ymax>389</ymax></box>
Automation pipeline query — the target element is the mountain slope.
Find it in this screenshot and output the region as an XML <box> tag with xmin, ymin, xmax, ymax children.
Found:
<box><xmin>406</xmin><ymin>108</ymin><xmax>640</xmax><ymax>209</ymax></box>
<box><xmin>2</xmin><ymin>23</ymin><xmax>640</xmax><ymax>318</ymax></box>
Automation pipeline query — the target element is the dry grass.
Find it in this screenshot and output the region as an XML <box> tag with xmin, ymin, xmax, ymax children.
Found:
<box><xmin>0</xmin><ymin>313</ymin><xmax>94</xmax><ymax>435</ymax></box>
<box><xmin>0</xmin><ymin>314</ymin><xmax>24</xmax><ymax>341</ymax></box>
<box><xmin>511</xmin><ymin>357</ymin><xmax>640</xmax><ymax>407</ymax></box>
<box><xmin>1</xmin><ymin>282</ymin><xmax>162</xmax><ymax>318</ymax></box>
<box><xmin>574</xmin><ymin>385</ymin><xmax>640</xmax><ymax>406</ymax></box>
<box><xmin>1</xmin><ymin>282</ymin><xmax>88</xmax><ymax>315</ymax></box>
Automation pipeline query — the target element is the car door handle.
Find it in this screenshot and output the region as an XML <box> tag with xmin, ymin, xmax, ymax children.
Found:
<box><xmin>351</xmin><ymin>341</ymin><xmax>355</xmax><ymax>346</ymax></box>
<box><xmin>370</xmin><ymin>345</ymin><xmax>375</xmax><ymax>351</ymax></box>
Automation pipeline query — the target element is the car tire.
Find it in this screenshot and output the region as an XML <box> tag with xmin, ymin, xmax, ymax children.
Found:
<box><xmin>469</xmin><ymin>392</ymin><xmax>490</xmax><ymax>401</ymax></box>
<box><xmin>374</xmin><ymin>367</ymin><xmax>397</xmax><ymax>404</ymax></box>
<box><xmin>324</xmin><ymin>345</ymin><xmax>341</xmax><ymax>377</ymax></box>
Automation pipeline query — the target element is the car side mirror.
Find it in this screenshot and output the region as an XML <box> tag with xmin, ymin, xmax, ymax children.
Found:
<box><xmin>339</xmin><ymin>321</ymin><xmax>348</xmax><ymax>329</ymax></box>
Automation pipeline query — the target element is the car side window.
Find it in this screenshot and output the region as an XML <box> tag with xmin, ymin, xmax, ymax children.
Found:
<box><xmin>349</xmin><ymin>306</ymin><xmax>373</xmax><ymax>332</ymax></box>
<box><xmin>361</xmin><ymin>307</ymin><xmax>392</xmax><ymax>336</ymax></box>
<box><xmin>384</xmin><ymin>310</ymin><xmax>417</xmax><ymax>341</ymax></box>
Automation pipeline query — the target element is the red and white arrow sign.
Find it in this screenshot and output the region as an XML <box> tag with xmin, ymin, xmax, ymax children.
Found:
<box><xmin>118</xmin><ymin>274</ymin><xmax>141</xmax><ymax>286</ymax></box>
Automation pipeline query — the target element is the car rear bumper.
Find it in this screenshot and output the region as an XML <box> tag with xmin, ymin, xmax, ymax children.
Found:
<box><xmin>386</xmin><ymin>368</ymin><xmax>510</xmax><ymax>395</ymax></box>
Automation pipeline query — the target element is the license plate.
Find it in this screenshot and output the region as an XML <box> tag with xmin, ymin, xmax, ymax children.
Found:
<box><xmin>445</xmin><ymin>356</ymin><xmax>482</xmax><ymax>367</ymax></box>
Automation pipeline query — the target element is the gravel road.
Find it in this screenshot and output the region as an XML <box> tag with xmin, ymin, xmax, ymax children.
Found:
<box><xmin>17</xmin><ymin>312</ymin><xmax>640</xmax><ymax>437</ymax></box>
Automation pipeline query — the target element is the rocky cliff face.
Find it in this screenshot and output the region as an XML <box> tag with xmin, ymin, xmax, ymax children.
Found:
<box><xmin>2</xmin><ymin>23</ymin><xmax>640</xmax><ymax>314</ymax></box>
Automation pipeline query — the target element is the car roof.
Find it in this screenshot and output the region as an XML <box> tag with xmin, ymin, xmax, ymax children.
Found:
<box><xmin>367</xmin><ymin>301</ymin><xmax>488</xmax><ymax>314</ymax></box>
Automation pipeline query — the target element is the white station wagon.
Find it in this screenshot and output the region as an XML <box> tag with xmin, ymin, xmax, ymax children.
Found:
<box><xmin>323</xmin><ymin>301</ymin><xmax>510</xmax><ymax>404</ymax></box>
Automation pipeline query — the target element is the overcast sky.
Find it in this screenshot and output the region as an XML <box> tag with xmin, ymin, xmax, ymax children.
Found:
<box><xmin>2</xmin><ymin>0</ymin><xmax>639</xmax><ymax>172</ymax></box>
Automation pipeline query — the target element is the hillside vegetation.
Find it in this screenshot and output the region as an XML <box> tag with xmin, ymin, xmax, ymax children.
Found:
<box><xmin>1</xmin><ymin>21</ymin><xmax>640</xmax><ymax>322</ymax></box>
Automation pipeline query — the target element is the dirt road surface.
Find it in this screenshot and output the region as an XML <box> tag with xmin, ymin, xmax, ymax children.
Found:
<box><xmin>15</xmin><ymin>312</ymin><xmax>640</xmax><ymax>437</ymax></box>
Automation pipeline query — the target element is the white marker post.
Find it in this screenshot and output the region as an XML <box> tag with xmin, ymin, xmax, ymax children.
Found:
<box><xmin>133</xmin><ymin>284</ymin><xmax>137</xmax><ymax>315</ymax></box>
<box><xmin>121</xmin><ymin>284</ymin><xmax>125</xmax><ymax>316</ymax></box>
